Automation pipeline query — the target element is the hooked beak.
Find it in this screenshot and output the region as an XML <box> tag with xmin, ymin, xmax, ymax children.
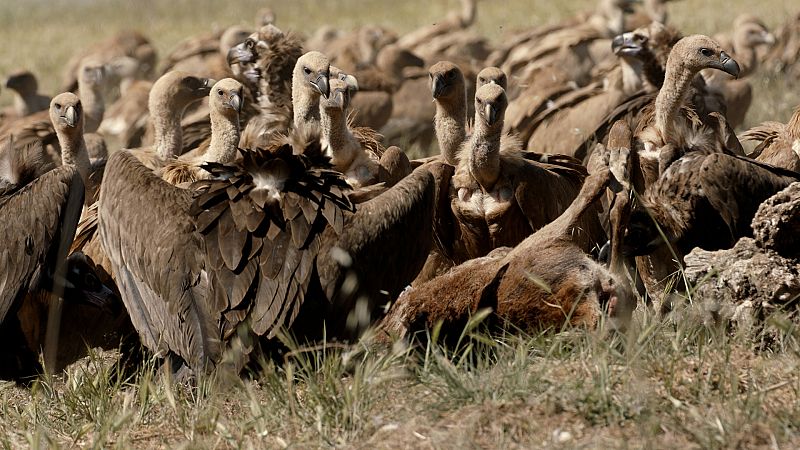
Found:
<box><xmin>81</xmin><ymin>283</ymin><xmax>120</xmax><ymax>316</ymax></box>
<box><xmin>198</xmin><ymin>78</ymin><xmax>215</xmax><ymax>96</ymax></box>
<box><xmin>226</xmin><ymin>92</ymin><xmax>242</xmax><ymax>113</ymax></box>
<box><xmin>62</xmin><ymin>105</ymin><xmax>78</xmax><ymax>127</ymax></box>
<box><xmin>431</xmin><ymin>75</ymin><xmax>446</xmax><ymax>99</ymax></box>
<box><xmin>761</xmin><ymin>32</ymin><xmax>776</xmax><ymax>46</ymax></box>
<box><xmin>719</xmin><ymin>51</ymin><xmax>740</xmax><ymax>78</ymax></box>
<box><xmin>611</xmin><ymin>32</ymin><xmax>644</xmax><ymax>57</ymax></box>
<box><xmin>485</xmin><ymin>103</ymin><xmax>498</xmax><ymax>126</ymax></box>
<box><xmin>312</xmin><ymin>73</ymin><xmax>330</xmax><ymax>98</ymax></box>
<box><xmin>227</xmin><ymin>42</ymin><xmax>255</xmax><ymax>66</ymax></box>
<box><xmin>329</xmin><ymin>89</ymin><xmax>346</xmax><ymax>110</ymax></box>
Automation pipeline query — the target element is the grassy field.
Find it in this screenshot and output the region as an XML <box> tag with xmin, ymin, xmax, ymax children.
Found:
<box><xmin>1</xmin><ymin>0</ymin><xmax>800</xmax><ymax>448</ymax></box>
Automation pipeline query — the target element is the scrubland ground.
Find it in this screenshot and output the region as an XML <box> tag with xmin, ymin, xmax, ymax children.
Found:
<box><xmin>1</xmin><ymin>1</ymin><xmax>799</xmax><ymax>448</ymax></box>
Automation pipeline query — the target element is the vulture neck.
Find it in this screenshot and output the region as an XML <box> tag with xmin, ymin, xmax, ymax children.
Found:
<box><xmin>320</xmin><ymin>108</ymin><xmax>358</xmax><ymax>170</ymax></box>
<box><xmin>620</xmin><ymin>59</ymin><xmax>645</xmax><ymax>95</ymax></box>
<box><xmin>12</xmin><ymin>93</ymin><xmax>33</xmax><ymax>116</ymax></box>
<box><xmin>206</xmin><ymin>108</ymin><xmax>240</xmax><ymax>164</ymax></box>
<box><xmin>469</xmin><ymin>117</ymin><xmax>502</xmax><ymax>191</ymax></box>
<box><xmin>654</xmin><ymin>60</ymin><xmax>695</xmax><ymax>139</ymax></box>
<box><xmin>434</xmin><ymin>93</ymin><xmax>467</xmax><ymax>166</ymax></box>
<box><xmin>150</xmin><ymin>97</ymin><xmax>183</xmax><ymax>160</ymax></box>
<box><xmin>292</xmin><ymin>84</ymin><xmax>320</xmax><ymax>129</ymax></box>
<box><xmin>59</xmin><ymin>129</ymin><xmax>92</xmax><ymax>187</ymax></box>
<box><xmin>78</xmin><ymin>83</ymin><xmax>105</xmax><ymax>134</ymax></box>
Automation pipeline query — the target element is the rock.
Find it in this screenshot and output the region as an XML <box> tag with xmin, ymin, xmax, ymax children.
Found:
<box><xmin>752</xmin><ymin>182</ymin><xmax>800</xmax><ymax>258</ymax></box>
<box><xmin>684</xmin><ymin>238</ymin><xmax>800</xmax><ymax>325</ymax></box>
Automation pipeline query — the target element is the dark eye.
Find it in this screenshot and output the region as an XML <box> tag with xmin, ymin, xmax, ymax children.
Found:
<box><xmin>218</xmin><ymin>89</ymin><xmax>224</xmax><ymax>96</ymax></box>
<box><xmin>303</xmin><ymin>67</ymin><xmax>312</xmax><ymax>75</ymax></box>
<box><xmin>478</xmin><ymin>77</ymin><xmax>485</xmax><ymax>84</ymax></box>
<box><xmin>246</xmin><ymin>39</ymin><xmax>255</xmax><ymax>48</ymax></box>
<box><xmin>447</xmin><ymin>70</ymin><xmax>456</xmax><ymax>79</ymax></box>
<box><xmin>476</xmin><ymin>98</ymin><xmax>483</xmax><ymax>105</ymax></box>
<box><xmin>54</xmin><ymin>103</ymin><xmax>61</xmax><ymax>109</ymax></box>
<box><xmin>700</xmin><ymin>48</ymin><xmax>714</xmax><ymax>57</ymax></box>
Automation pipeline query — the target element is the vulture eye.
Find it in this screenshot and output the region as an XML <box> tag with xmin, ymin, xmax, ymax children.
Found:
<box><xmin>478</xmin><ymin>77</ymin><xmax>485</xmax><ymax>84</ymax></box>
<box><xmin>218</xmin><ymin>89</ymin><xmax>224</xmax><ymax>96</ymax></box>
<box><xmin>477</xmin><ymin>98</ymin><xmax>483</xmax><ymax>105</ymax></box>
<box><xmin>303</xmin><ymin>67</ymin><xmax>312</xmax><ymax>75</ymax></box>
<box><xmin>54</xmin><ymin>103</ymin><xmax>61</xmax><ymax>109</ymax></box>
<box><xmin>447</xmin><ymin>70</ymin><xmax>456</xmax><ymax>79</ymax></box>
<box><xmin>700</xmin><ymin>48</ymin><xmax>714</xmax><ymax>57</ymax></box>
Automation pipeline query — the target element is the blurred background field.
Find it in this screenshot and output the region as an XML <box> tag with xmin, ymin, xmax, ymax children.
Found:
<box><xmin>0</xmin><ymin>0</ymin><xmax>798</xmax><ymax>129</ymax></box>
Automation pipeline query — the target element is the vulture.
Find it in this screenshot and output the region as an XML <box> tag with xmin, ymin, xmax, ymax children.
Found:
<box><xmin>381</xmin><ymin>136</ymin><xmax>635</xmax><ymax>341</ymax></box>
<box><xmin>445</xmin><ymin>83</ymin><xmax>603</xmax><ymax>265</ymax></box>
<box><xmin>97</xmin><ymin>126</ymin><xmax>438</xmax><ymax>374</ymax></box>
<box><xmin>3</xmin><ymin>71</ymin><xmax>50</xmax><ymax>118</ymax></box>
<box><xmin>764</xmin><ymin>11</ymin><xmax>800</xmax><ymax>78</ymax></box>
<box><xmin>702</xmin><ymin>17</ymin><xmax>775</xmax><ymax>129</ymax></box>
<box><xmin>622</xmin><ymin>151</ymin><xmax>800</xmax><ymax>267</ymax></box>
<box><xmin>61</xmin><ymin>30</ymin><xmax>156</xmax><ymax>93</ymax></box>
<box><xmin>159</xmin><ymin>78</ymin><xmax>244</xmax><ymax>185</ymax></box>
<box><xmin>160</xmin><ymin>25</ymin><xmax>252</xmax><ymax>80</ymax></box>
<box><xmin>741</xmin><ymin>103</ymin><xmax>800</xmax><ymax>172</ymax></box>
<box><xmin>0</xmin><ymin>138</ymin><xmax>114</xmax><ymax>381</ymax></box>
<box><xmin>126</xmin><ymin>71</ymin><xmax>215</xmax><ymax>170</ymax></box>
<box><xmin>291</xmin><ymin>51</ymin><xmax>332</xmax><ymax>130</ymax></box>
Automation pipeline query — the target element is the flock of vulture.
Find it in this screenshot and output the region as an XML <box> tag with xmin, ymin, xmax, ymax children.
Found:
<box><xmin>1</xmin><ymin>0</ymin><xmax>800</xmax><ymax>382</ymax></box>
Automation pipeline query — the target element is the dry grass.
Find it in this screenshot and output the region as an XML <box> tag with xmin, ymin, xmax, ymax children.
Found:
<box><xmin>1</xmin><ymin>1</ymin><xmax>800</xmax><ymax>448</ymax></box>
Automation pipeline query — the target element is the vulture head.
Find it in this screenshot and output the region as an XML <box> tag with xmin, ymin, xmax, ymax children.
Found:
<box><xmin>475</xmin><ymin>83</ymin><xmax>507</xmax><ymax>128</ymax></box>
<box><xmin>77</xmin><ymin>58</ymin><xmax>110</xmax><ymax>91</ymax></box>
<box><xmin>219</xmin><ymin>25</ymin><xmax>252</xmax><ymax>56</ymax></box>
<box><xmin>612</xmin><ymin>29</ymin><xmax>649</xmax><ymax>58</ymax></box>
<box><xmin>294</xmin><ymin>51</ymin><xmax>331</xmax><ymax>99</ymax></box>
<box><xmin>49</xmin><ymin>92</ymin><xmax>83</xmax><ymax>133</ymax></box>
<box><xmin>476</xmin><ymin>66</ymin><xmax>507</xmax><ymax>90</ymax></box>
<box><xmin>227</xmin><ymin>34</ymin><xmax>260</xmax><ymax>66</ymax></box>
<box><xmin>429</xmin><ymin>61</ymin><xmax>465</xmax><ymax>101</ymax></box>
<box><xmin>735</xmin><ymin>21</ymin><xmax>776</xmax><ymax>49</ymax></box>
<box><xmin>210</xmin><ymin>78</ymin><xmax>244</xmax><ymax>118</ymax></box>
<box><xmin>61</xmin><ymin>252</ymin><xmax>120</xmax><ymax>314</ymax></box>
<box><xmin>669</xmin><ymin>35</ymin><xmax>740</xmax><ymax>78</ymax></box>
<box><xmin>151</xmin><ymin>71</ymin><xmax>215</xmax><ymax>114</ymax></box>
<box><xmin>4</xmin><ymin>70</ymin><xmax>38</xmax><ymax>96</ymax></box>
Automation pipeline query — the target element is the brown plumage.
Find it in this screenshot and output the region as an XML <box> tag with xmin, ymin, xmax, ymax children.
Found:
<box><xmin>764</xmin><ymin>11</ymin><xmax>800</xmax><ymax>77</ymax></box>
<box><xmin>160</xmin><ymin>25</ymin><xmax>251</xmax><ymax>80</ymax></box>
<box><xmin>98</xmin><ymin>126</ymin><xmax>437</xmax><ymax>373</ymax></box>
<box><xmin>0</xmin><ymin>137</ymin><xmax>98</xmax><ymax>380</ymax></box>
<box><xmin>741</xmin><ymin>104</ymin><xmax>800</xmax><ymax>172</ymax></box>
<box><xmin>3</xmin><ymin>71</ymin><xmax>50</xmax><ymax>118</ymax></box>
<box><xmin>444</xmin><ymin>84</ymin><xmax>603</xmax><ymax>266</ymax></box>
<box><xmin>381</xmin><ymin>153</ymin><xmax>628</xmax><ymax>341</ymax></box>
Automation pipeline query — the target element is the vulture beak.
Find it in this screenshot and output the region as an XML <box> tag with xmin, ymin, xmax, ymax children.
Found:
<box><xmin>199</xmin><ymin>78</ymin><xmax>215</xmax><ymax>96</ymax></box>
<box><xmin>81</xmin><ymin>282</ymin><xmax>120</xmax><ymax>316</ymax></box>
<box><xmin>485</xmin><ymin>103</ymin><xmax>498</xmax><ymax>126</ymax></box>
<box><xmin>431</xmin><ymin>75</ymin><xmax>447</xmax><ymax>99</ymax></box>
<box><xmin>611</xmin><ymin>32</ymin><xmax>644</xmax><ymax>56</ymax></box>
<box><xmin>312</xmin><ymin>73</ymin><xmax>330</xmax><ymax>98</ymax></box>
<box><xmin>227</xmin><ymin>43</ymin><xmax>255</xmax><ymax>66</ymax></box>
<box><xmin>330</xmin><ymin>89</ymin><xmax>346</xmax><ymax>109</ymax></box>
<box><xmin>762</xmin><ymin>32</ymin><xmax>776</xmax><ymax>45</ymax></box>
<box><xmin>226</xmin><ymin>92</ymin><xmax>242</xmax><ymax>113</ymax></box>
<box><xmin>63</xmin><ymin>105</ymin><xmax>78</xmax><ymax>127</ymax></box>
<box><xmin>719</xmin><ymin>51</ymin><xmax>740</xmax><ymax>78</ymax></box>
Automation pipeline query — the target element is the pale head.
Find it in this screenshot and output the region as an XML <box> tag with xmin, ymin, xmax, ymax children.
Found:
<box><xmin>49</xmin><ymin>92</ymin><xmax>83</xmax><ymax>132</ymax></box>
<box><xmin>476</xmin><ymin>67</ymin><xmax>507</xmax><ymax>90</ymax></box>
<box><xmin>77</xmin><ymin>58</ymin><xmax>110</xmax><ymax>90</ymax></box>
<box><xmin>475</xmin><ymin>83</ymin><xmax>507</xmax><ymax>128</ymax></box>
<box><xmin>669</xmin><ymin>35</ymin><xmax>740</xmax><ymax>78</ymax></box>
<box><xmin>429</xmin><ymin>61</ymin><xmax>465</xmax><ymax>101</ymax></box>
<box><xmin>4</xmin><ymin>70</ymin><xmax>38</xmax><ymax>95</ymax></box>
<box><xmin>210</xmin><ymin>78</ymin><xmax>244</xmax><ymax>118</ymax></box>
<box><xmin>151</xmin><ymin>71</ymin><xmax>214</xmax><ymax>112</ymax></box>
<box><xmin>294</xmin><ymin>51</ymin><xmax>331</xmax><ymax>98</ymax></box>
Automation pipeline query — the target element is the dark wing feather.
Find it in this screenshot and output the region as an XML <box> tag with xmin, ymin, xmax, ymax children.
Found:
<box><xmin>98</xmin><ymin>150</ymin><xmax>220</xmax><ymax>371</ymax></box>
<box><xmin>0</xmin><ymin>165</ymin><xmax>83</xmax><ymax>323</ymax></box>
